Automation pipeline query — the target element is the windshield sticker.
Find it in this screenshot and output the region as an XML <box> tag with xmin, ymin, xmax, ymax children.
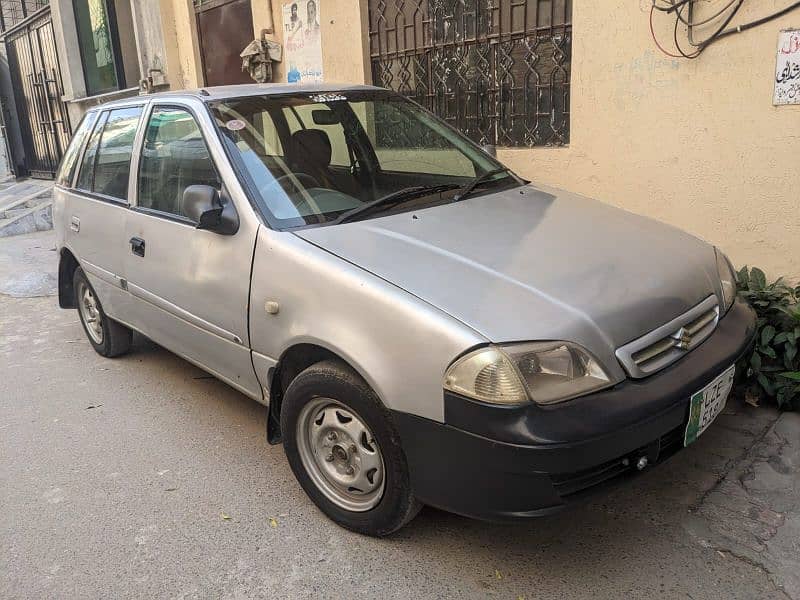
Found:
<box><xmin>310</xmin><ymin>93</ymin><xmax>346</xmax><ymax>103</ymax></box>
<box><xmin>226</xmin><ymin>119</ymin><xmax>246</xmax><ymax>131</ymax></box>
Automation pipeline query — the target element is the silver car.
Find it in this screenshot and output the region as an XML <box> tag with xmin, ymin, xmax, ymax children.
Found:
<box><xmin>54</xmin><ymin>84</ymin><xmax>756</xmax><ymax>536</ymax></box>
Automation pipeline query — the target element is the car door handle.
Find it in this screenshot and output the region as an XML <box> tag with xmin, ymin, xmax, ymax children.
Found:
<box><xmin>130</xmin><ymin>237</ymin><xmax>145</xmax><ymax>257</ymax></box>
<box><xmin>70</xmin><ymin>216</ymin><xmax>80</xmax><ymax>232</ymax></box>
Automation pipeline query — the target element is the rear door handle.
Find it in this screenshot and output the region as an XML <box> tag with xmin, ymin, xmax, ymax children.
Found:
<box><xmin>70</xmin><ymin>216</ymin><xmax>80</xmax><ymax>232</ymax></box>
<box><xmin>130</xmin><ymin>237</ymin><xmax>145</xmax><ymax>257</ymax></box>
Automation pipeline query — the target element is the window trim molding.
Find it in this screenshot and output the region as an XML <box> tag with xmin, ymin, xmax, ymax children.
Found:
<box><xmin>131</xmin><ymin>205</ymin><xmax>198</xmax><ymax>227</ymax></box>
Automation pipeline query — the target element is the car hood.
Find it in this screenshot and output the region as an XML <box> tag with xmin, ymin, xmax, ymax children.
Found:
<box><xmin>295</xmin><ymin>184</ymin><xmax>721</xmax><ymax>364</ymax></box>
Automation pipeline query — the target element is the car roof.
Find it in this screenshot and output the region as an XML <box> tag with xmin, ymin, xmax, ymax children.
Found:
<box><xmin>87</xmin><ymin>83</ymin><xmax>385</xmax><ymax>111</ymax></box>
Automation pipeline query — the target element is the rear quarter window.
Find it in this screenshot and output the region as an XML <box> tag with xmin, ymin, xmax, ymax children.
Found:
<box><xmin>55</xmin><ymin>112</ymin><xmax>98</xmax><ymax>187</ymax></box>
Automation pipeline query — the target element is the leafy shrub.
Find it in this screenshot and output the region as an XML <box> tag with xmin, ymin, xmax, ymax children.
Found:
<box><xmin>736</xmin><ymin>267</ymin><xmax>800</xmax><ymax>410</ymax></box>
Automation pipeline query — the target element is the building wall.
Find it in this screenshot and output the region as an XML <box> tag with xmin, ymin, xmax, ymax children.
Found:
<box><xmin>498</xmin><ymin>0</ymin><xmax>799</xmax><ymax>279</ymax></box>
<box><xmin>251</xmin><ymin>0</ymin><xmax>369</xmax><ymax>84</ymax></box>
<box><xmin>112</xmin><ymin>0</ymin><xmax>141</xmax><ymax>87</ymax></box>
<box><xmin>0</xmin><ymin>128</ymin><xmax>11</xmax><ymax>180</ymax></box>
<box><xmin>153</xmin><ymin>0</ymin><xmax>800</xmax><ymax>277</ymax></box>
<box><xmin>158</xmin><ymin>0</ymin><xmax>204</xmax><ymax>90</ymax></box>
<box><xmin>130</xmin><ymin>0</ymin><xmax>170</xmax><ymax>89</ymax></box>
<box><xmin>0</xmin><ymin>44</ymin><xmax>24</xmax><ymax>176</ymax></box>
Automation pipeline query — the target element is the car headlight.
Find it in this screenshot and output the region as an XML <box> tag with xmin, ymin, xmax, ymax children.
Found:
<box><xmin>715</xmin><ymin>248</ymin><xmax>736</xmax><ymax>312</ymax></box>
<box><xmin>444</xmin><ymin>342</ymin><xmax>612</xmax><ymax>406</ymax></box>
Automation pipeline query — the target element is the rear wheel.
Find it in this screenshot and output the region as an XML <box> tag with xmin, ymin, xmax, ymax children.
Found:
<box><xmin>74</xmin><ymin>267</ymin><xmax>132</xmax><ymax>358</ymax></box>
<box><xmin>281</xmin><ymin>360</ymin><xmax>421</xmax><ymax>536</ymax></box>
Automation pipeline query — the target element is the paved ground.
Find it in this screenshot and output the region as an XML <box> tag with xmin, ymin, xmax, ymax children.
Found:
<box><xmin>1</xmin><ymin>230</ymin><xmax>798</xmax><ymax>599</ymax></box>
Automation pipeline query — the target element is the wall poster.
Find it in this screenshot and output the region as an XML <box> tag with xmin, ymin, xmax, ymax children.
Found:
<box><xmin>282</xmin><ymin>0</ymin><xmax>323</xmax><ymax>84</ymax></box>
<box><xmin>774</xmin><ymin>29</ymin><xmax>800</xmax><ymax>106</ymax></box>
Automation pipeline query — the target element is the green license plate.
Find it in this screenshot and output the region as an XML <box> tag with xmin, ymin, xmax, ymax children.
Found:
<box><xmin>684</xmin><ymin>364</ymin><xmax>735</xmax><ymax>447</ymax></box>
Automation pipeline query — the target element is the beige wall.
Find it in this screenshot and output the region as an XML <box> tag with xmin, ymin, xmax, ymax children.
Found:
<box><xmin>500</xmin><ymin>0</ymin><xmax>799</xmax><ymax>278</ymax></box>
<box><xmin>252</xmin><ymin>0</ymin><xmax>369</xmax><ymax>83</ymax></box>
<box><xmin>159</xmin><ymin>0</ymin><xmax>204</xmax><ymax>90</ymax></box>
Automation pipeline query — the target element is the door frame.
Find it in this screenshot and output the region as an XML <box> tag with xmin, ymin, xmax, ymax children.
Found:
<box><xmin>121</xmin><ymin>95</ymin><xmax>264</xmax><ymax>399</ymax></box>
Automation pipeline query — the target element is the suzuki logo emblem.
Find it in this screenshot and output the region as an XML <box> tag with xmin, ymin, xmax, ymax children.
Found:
<box><xmin>673</xmin><ymin>327</ymin><xmax>692</xmax><ymax>350</ymax></box>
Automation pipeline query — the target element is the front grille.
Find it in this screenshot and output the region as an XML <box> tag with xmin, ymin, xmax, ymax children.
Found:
<box><xmin>550</xmin><ymin>424</ymin><xmax>685</xmax><ymax>498</ymax></box>
<box><xmin>616</xmin><ymin>296</ymin><xmax>720</xmax><ymax>378</ymax></box>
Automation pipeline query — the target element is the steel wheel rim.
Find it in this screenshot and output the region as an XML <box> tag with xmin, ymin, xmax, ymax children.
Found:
<box><xmin>77</xmin><ymin>281</ymin><xmax>103</xmax><ymax>345</ymax></box>
<box><xmin>296</xmin><ymin>397</ymin><xmax>385</xmax><ymax>512</ymax></box>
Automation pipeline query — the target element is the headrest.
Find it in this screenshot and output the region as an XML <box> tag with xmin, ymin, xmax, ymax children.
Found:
<box><xmin>290</xmin><ymin>129</ymin><xmax>332</xmax><ymax>168</ymax></box>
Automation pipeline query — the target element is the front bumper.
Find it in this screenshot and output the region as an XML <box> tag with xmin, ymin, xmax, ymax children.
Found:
<box><xmin>392</xmin><ymin>299</ymin><xmax>757</xmax><ymax>521</ymax></box>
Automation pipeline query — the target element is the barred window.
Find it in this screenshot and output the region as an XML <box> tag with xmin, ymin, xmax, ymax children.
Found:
<box><xmin>0</xmin><ymin>0</ymin><xmax>48</xmax><ymax>31</ymax></box>
<box><xmin>368</xmin><ymin>0</ymin><xmax>571</xmax><ymax>148</ymax></box>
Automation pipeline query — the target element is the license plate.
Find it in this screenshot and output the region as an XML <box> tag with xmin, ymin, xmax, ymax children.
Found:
<box><xmin>684</xmin><ymin>365</ymin><xmax>735</xmax><ymax>447</ymax></box>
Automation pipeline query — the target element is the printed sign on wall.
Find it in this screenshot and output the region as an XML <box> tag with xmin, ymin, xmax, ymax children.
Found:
<box><xmin>774</xmin><ymin>29</ymin><xmax>800</xmax><ymax>105</ymax></box>
<box><xmin>282</xmin><ymin>0</ymin><xmax>323</xmax><ymax>84</ymax></box>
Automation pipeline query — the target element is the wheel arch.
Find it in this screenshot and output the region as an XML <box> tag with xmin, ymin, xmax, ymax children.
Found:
<box><xmin>58</xmin><ymin>247</ymin><xmax>80</xmax><ymax>309</ymax></box>
<box><xmin>266</xmin><ymin>342</ymin><xmax>376</xmax><ymax>445</ymax></box>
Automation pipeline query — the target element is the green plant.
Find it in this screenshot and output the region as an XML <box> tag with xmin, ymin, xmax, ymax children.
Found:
<box><xmin>736</xmin><ymin>267</ymin><xmax>800</xmax><ymax>410</ymax></box>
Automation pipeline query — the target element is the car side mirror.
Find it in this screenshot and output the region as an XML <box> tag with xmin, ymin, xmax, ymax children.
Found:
<box><xmin>182</xmin><ymin>185</ymin><xmax>239</xmax><ymax>235</ymax></box>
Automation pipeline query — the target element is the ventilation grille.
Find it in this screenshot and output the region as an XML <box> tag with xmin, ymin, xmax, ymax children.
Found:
<box><xmin>616</xmin><ymin>296</ymin><xmax>720</xmax><ymax>378</ymax></box>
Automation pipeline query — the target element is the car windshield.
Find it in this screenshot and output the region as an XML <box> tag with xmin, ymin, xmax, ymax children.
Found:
<box><xmin>208</xmin><ymin>90</ymin><xmax>520</xmax><ymax>229</ymax></box>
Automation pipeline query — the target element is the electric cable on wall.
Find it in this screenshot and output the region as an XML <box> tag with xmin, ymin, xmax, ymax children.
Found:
<box><xmin>650</xmin><ymin>0</ymin><xmax>800</xmax><ymax>59</ymax></box>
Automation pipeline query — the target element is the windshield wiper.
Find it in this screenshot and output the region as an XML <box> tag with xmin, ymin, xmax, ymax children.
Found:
<box><xmin>332</xmin><ymin>184</ymin><xmax>460</xmax><ymax>225</ymax></box>
<box><xmin>453</xmin><ymin>167</ymin><xmax>514</xmax><ymax>203</ymax></box>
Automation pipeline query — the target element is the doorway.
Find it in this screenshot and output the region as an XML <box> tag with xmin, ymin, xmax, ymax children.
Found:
<box><xmin>4</xmin><ymin>7</ymin><xmax>71</xmax><ymax>178</ymax></box>
<box><xmin>195</xmin><ymin>0</ymin><xmax>255</xmax><ymax>86</ymax></box>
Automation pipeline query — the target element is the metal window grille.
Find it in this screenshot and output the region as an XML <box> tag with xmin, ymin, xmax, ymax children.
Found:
<box><xmin>368</xmin><ymin>0</ymin><xmax>571</xmax><ymax>147</ymax></box>
<box><xmin>0</xmin><ymin>0</ymin><xmax>48</xmax><ymax>32</ymax></box>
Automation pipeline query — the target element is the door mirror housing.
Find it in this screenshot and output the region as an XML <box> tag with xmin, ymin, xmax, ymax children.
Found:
<box><xmin>182</xmin><ymin>185</ymin><xmax>239</xmax><ymax>235</ymax></box>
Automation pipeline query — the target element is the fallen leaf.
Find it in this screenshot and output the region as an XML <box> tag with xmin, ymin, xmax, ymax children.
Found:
<box><xmin>221</xmin><ymin>512</ymin><xmax>232</xmax><ymax>520</ymax></box>
<box><xmin>269</xmin><ymin>518</ymin><xmax>278</xmax><ymax>528</ymax></box>
<box><xmin>495</xmin><ymin>569</ymin><xmax>502</xmax><ymax>580</ymax></box>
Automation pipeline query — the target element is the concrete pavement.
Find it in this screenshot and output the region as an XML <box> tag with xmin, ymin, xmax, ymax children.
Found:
<box><xmin>1</xmin><ymin>230</ymin><xmax>798</xmax><ymax>599</ymax></box>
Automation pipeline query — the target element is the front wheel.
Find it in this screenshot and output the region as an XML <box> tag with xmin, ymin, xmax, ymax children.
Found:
<box><xmin>281</xmin><ymin>360</ymin><xmax>421</xmax><ymax>536</ymax></box>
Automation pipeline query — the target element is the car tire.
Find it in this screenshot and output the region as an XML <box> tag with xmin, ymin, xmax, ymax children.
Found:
<box><xmin>281</xmin><ymin>359</ymin><xmax>422</xmax><ymax>537</ymax></box>
<box><xmin>73</xmin><ymin>267</ymin><xmax>132</xmax><ymax>358</ymax></box>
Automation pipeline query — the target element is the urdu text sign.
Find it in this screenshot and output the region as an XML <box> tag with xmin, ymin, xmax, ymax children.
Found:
<box><xmin>774</xmin><ymin>29</ymin><xmax>800</xmax><ymax>105</ymax></box>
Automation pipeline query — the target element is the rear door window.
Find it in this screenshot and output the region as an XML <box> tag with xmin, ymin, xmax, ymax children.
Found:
<box><xmin>55</xmin><ymin>111</ymin><xmax>98</xmax><ymax>187</ymax></box>
<box><xmin>76</xmin><ymin>106</ymin><xmax>143</xmax><ymax>201</ymax></box>
<box><xmin>92</xmin><ymin>107</ymin><xmax>143</xmax><ymax>200</ymax></box>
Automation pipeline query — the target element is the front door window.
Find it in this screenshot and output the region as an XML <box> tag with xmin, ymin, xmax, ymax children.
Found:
<box><xmin>138</xmin><ymin>107</ymin><xmax>221</xmax><ymax>220</ymax></box>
